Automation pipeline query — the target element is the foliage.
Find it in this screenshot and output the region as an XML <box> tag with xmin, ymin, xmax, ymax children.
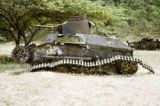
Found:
<box><xmin>92</xmin><ymin>0</ymin><xmax>160</xmax><ymax>39</ymax></box>
<box><xmin>51</xmin><ymin>0</ymin><xmax>109</xmax><ymax>21</ymax></box>
<box><xmin>0</xmin><ymin>0</ymin><xmax>110</xmax><ymax>47</ymax></box>
<box><xmin>124</xmin><ymin>0</ymin><xmax>160</xmax><ymax>39</ymax></box>
<box><xmin>0</xmin><ymin>0</ymin><xmax>50</xmax><ymax>46</ymax></box>
<box><xmin>0</xmin><ymin>0</ymin><xmax>159</xmax><ymax>46</ymax></box>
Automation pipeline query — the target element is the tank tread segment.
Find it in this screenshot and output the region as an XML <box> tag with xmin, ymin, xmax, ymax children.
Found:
<box><xmin>28</xmin><ymin>55</ymin><xmax>155</xmax><ymax>74</ymax></box>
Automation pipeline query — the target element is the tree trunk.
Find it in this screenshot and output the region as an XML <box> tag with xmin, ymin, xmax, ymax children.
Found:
<box><xmin>26</xmin><ymin>27</ymin><xmax>41</xmax><ymax>46</ymax></box>
<box><xmin>22</xmin><ymin>35</ymin><xmax>27</xmax><ymax>47</ymax></box>
<box><xmin>15</xmin><ymin>32</ymin><xmax>21</xmax><ymax>47</ymax></box>
<box><xmin>6</xmin><ymin>29</ymin><xmax>21</xmax><ymax>48</ymax></box>
<box><xmin>15</xmin><ymin>40</ymin><xmax>20</xmax><ymax>48</ymax></box>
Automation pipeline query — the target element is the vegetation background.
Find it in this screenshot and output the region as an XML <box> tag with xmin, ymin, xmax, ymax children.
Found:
<box><xmin>0</xmin><ymin>0</ymin><xmax>160</xmax><ymax>47</ymax></box>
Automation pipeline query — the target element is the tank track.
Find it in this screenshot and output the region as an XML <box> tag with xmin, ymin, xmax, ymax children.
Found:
<box><xmin>27</xmin><ymin>55</ymin><xmax>155</xmax><ymax>75</ymax></box>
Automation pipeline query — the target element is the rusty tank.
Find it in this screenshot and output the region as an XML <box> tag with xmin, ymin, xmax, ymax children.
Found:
<box><xmin>12</xmin><ymin>16</ymin><xmax>154</xmax><ymax>75</ymax></box>
<box><xmin>128</xmin><ymin>38</ymin><xmax>160</xmax><ymax>50</ymax></box>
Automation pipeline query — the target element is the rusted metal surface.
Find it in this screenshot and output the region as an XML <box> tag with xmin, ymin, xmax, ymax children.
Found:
<box><xmin>62</xmin><ymin>16</ymin><xmax>91</xmax><ymax>35</ymax></box>
<box><xmin>76</xmin><ymin>34</ymin><xmax>132</xmax><ymax>50</ymax></box>
<box><xmin>44</xmin><ymin>56</ymin><xmax>92</xmax><ymax>60</ymax></box>
<box><xmin>128</xmin><ymin>38</ymin><xmax>160</xmax><ymax>50</ymax></box>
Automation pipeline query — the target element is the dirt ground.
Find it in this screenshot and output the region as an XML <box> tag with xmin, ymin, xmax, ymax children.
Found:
<box><xmin>0</xmin><ymin>43</ymin><xmax>160</xmax><ymax>106</ymax></box>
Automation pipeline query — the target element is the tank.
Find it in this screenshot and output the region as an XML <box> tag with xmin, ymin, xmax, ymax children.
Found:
<box><xmin>128</xmin><ymin>38</ymin><xmax>160</xmax><ymax>50</ymax></box>
<box><xmin>12</xmin><ymin>16</ymin><xmax>154</xmax><ymax>75</ymax></box>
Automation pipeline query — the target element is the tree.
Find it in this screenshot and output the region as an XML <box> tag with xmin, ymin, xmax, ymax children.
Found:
<box><xmin>0</xmin><ymin>0</ymin><xmax>50</xmax><ymax>47</ymax></box>
<box><xmin>0</xmin><ymin>0</ymin><xmax>110</xmax><ymax>47</ymax></box>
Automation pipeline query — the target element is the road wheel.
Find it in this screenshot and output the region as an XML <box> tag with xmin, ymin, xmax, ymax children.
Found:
<box><xmin>12</xmin><ymin>46</ymin><xmax>29</xmax><ymax>63</ymax></box>
<box><xmin>116</xmin><ymin>61</ymin><xmax>138</xmax><ymax>75</ymax></box>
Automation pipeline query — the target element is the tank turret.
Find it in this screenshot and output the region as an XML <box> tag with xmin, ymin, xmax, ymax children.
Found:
<box><xmin>62</xmin><ymin>16</ymin><xmax>92</xmax><ymax>35</ymax></box>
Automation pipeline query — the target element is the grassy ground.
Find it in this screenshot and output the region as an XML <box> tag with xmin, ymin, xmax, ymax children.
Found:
<box><xmin>0</xmin><ymin>43</ymin><xmax>160</xmax><ymax>106</ymax></box>
<box><xmin>134</xmin><ymin>50</ymin><xmax>160</xmax><ymax>74</ymax></box>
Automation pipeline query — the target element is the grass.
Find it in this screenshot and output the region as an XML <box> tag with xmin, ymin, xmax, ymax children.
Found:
<box><xmin>134</xmin><ymin>50</ymin><xmax>160</xmax><ymax>74</ymax></box>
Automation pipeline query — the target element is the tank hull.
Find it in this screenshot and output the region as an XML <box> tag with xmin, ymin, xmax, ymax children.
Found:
<box><xmin>12</xmin><ymin>16</ymin><xmax>155</xmax><ymax>75</ymax></box>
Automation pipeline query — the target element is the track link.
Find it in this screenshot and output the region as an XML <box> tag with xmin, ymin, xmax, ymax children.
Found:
<box><xmin>27</xmin><ymin>55</ymin><xmax>155</xmax><ymax>74</ymax></box>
